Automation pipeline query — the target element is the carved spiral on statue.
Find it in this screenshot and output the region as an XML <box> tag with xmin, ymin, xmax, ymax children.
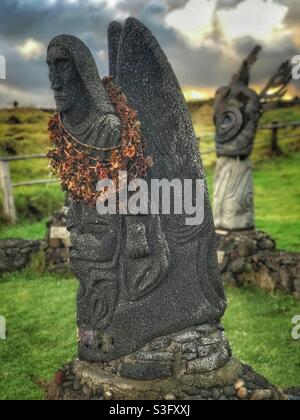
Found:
<box><xmin>215</xmin><ymin>106</ymin><xmax>244</xmax><ymax>143</ymax></box>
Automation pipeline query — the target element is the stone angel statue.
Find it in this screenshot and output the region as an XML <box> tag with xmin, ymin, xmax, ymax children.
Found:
<box><xmin>47</xmin><ymin>19</ymin><xmax>229</xmax><ymax>375</ymax></box>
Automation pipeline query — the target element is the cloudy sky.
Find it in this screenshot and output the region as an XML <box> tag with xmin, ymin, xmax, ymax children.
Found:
<box><xmin>0</xmin><ymin>0</ymin><xmax>299</xmax><ymax>107</ymax></box>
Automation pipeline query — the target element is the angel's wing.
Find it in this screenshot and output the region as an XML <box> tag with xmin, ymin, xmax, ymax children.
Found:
<box><xmin>231</xmin><ymin>45</ymin><xmax>262</xmax><ymax>86</ymax></box>
<box><xmin>108</xmin><ymin>17</ymin><xmax>203</xmax><ymax>184</ymax></box>
<box><xmin>108</xmin><ymin>21</ymin><xmax>123</xmax><ymax>80</ymax></box>
<box><xmin>107</xmin><ymin>18</ymin><xmax>225</xmax><ymax>309</ymax></box>
<box><xmin>259</xmin><ymin>60</ymin><xmax>292</xmax><ymax>111</ymax></box>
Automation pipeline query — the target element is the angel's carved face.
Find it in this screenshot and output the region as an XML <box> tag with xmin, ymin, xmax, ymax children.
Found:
<box><xmin>214</xmin><ymin>83</ymin><xmax>261</xmax><ymax>158</ymax></box>
<box><xmin>47</xmin><ymin>46</ymin><xmax>82</xmax><ymax>113</ymax></box>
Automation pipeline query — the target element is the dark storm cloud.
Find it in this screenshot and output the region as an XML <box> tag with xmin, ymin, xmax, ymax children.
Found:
<box><xmin>0</xmin><ymin>0</ymin><xmax>191</xmax><ymax>106</ymax></box>
<box><xmin>233</xmin><ymin>35</ymin><xmax>297</xmax><ymax>82</ymax></box>
<box><xmin>165</xmin><ymin>0</ymin><xmax>190</xmax><ymax>12</ymax></box>
<box><xmin>0</xmin><ymin>0</ymin><xmax>299</xmax><ymax>106</ymax></box>
<box><xmin>215</xmin><ymin>0</ymin><xmax>246</xmax><ymax>9</ymax></box>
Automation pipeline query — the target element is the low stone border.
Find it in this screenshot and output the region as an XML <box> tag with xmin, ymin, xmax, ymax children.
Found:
<box><xmin>45</xmin><ymin>359</ymin><xmax>287</xmax><ymax>400</ymax></box>
<box><xmin>0</xmin><ymin>239</ymin><xmax>43</xmax><ymax>276</ymax></box>
<box><xmin>217</xmin><ymin>230</ymin><xmax>300</xmax><ymax>299</ymax></box>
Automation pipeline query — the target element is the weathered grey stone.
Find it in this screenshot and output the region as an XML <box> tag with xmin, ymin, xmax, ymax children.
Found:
<box><xmin>187</xmin><ymin>344</ymin><xmax>230</xmax><ymax>374</ymax></box>
<box><xmin>120</xmin><ymin>362</ymin><xmax>172</xmax><ymax>380</ymax></box>
<box><xmin>133</xmin><ymin>351</ymin><xmax>174</xmax><ymax>362</ymax></box>
<box><xmin>250</xmin><ymin>389</ymin><xmax>272</xmax><ymax>401</ymax></box>
<box><xmin>198</xmin><ymin>332</ymin><xmax>222</xmax><ymax>346</ymax></box>
<box><xmin>223</xmin><ymin>385</ymin><xmax>236</xmax><ymax>397</ymax></box>
<box><xmin>0</xmin><ymin>239</ymin><xmax>43</xmax><ymax>275</ymax></box>
<box><xmin>47</xmin><ymin>18</ymin><xmax>228</xmax><ymax>363</ymax></box>
<box><xmin>210</xmin><ymin>387</ymin><xmax>221</xmax><ymax>400</ymax></box>
<box><xmin>182</xmin><ymin>343</ymin><xmax>197</xmax><ymax>354</ymax></box>
<box><xmin>150</xmin><ymin>338</ymin><xmax>171</xmax><ymax>350</ymax></box>
<box><xmin>174</xmin><ymin>331</ymin><xmax>200</xmax><ymax>343</ymax></box>
<box><xmin>200</xmin><ymin>390</ymin><xmax>211</xmax><ymax>399</ymax></box>
<box><xmin>230</xmin><ymin>258</ymin><xmax>246</xmax><ymax>273</ymax></box>
<box><xmin>197</xmin><ymin>345</ymin><xmax>214</xmax><ymax>358</ymax></box>
<box><xmin>183</xmin><ymin>353</ymin><xmax>198</xmax><ymax>361</ymax></box>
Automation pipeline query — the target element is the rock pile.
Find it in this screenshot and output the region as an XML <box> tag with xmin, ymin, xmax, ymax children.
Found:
<box><xmin>0</xmin><ymin>239</ymin><xmax>42</xmax><ymax>276</ymax></box>
<box><xmin>217</xmin><ymin>230</ymin><xmax>300</xmax><ymax>299</ymax></box>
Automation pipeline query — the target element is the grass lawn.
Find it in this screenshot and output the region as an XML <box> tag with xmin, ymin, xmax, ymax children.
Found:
<box><xmin>0</xmin><ymin>271</ymin><xmax>300</xmax><ymax>400</ymax></box>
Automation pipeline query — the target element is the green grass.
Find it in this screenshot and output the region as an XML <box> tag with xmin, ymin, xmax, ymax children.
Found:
<box><xmin>0</xmin><ymin>271</ymin><xmax>77</xmax><ymax>400</ymax></box>
<box><xmin>254</xmin><ymin>153</ymin><xmax>300</xmax><ymax>252</ymax></box>
<box><xmin>224</xmin><ymin>286</ymin><xmax>300</xmax><ymax>388</ymax></box>
<box><xmin>0</xmin><ymin>271</ymin><xmax>299</xmax><ymax>400</ymax></box>
<box><xmin>0</xmin><ymin>219</ymin><xmax>47</xmax><ymax>240</ymax></box>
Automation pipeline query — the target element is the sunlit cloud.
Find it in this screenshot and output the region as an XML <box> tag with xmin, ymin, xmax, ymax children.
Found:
<box><xmin>166</xmin><ymin>0</ymin><xmax>217</xmax><ymax>48</ymax></box>
<box><xmin>218</xmin><ymin>0</ymin><xmax>289</xmax><ymax>42</ymax></box>
<box><xmin>183</xmin><ymin>86</ymin><xmax>213</xmax><ymax>101</ymax></box>
<box><xmin>18</xmin><ymin>39</ymin><xmax>44</xmax><ymax>60</ymax></box>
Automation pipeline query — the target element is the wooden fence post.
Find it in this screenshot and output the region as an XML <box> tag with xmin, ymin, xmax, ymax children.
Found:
<box><xmin>0</xmin><ymin>160</ymin><xmax>17</xmax><ymax>224</ymax></box>
<box><xmin>270</xmin><ymin>121</ymin><xmax>282</xmax><ymax>155</ymax></box>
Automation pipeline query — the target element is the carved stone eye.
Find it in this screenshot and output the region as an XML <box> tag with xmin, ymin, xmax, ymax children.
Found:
<box><xmin>216</xmin><ymin>106</ymin><xmax>243</xmax><ymax>143</ymax></box>
<box><xmin>221</xmin><ymin>114</ymin><xmax>232</xmax><ymax>128</ymax></box>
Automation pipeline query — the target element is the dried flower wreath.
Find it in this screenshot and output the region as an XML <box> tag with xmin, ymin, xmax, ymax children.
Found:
<box><xmin>48</xmin><ymin>76</ymin><xmax>153</xmax><ymax>207</ymax></box>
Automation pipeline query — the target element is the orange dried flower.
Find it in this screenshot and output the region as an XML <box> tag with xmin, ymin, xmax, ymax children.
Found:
<box><xmin>124</xmin><ymin>145</ymin><xmax>136</xmax><ymax>159</ymax></box>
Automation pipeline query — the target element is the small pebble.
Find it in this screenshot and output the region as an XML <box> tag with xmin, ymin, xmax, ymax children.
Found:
<box><xmin>236</xmin><ymin>387</ymin><xmax>248</xmax><ymax>400</ymax></box>
<box><xmin>164</xmin><ymin>394</ymin><xmax>177</xmax><ymax>400</ymax></box>
<box><xmin>73</xmin><ymin>380</ymin><xmax>82</xmax><ymax>392</ymax></box>
<box><xmin>224</xmin><ymin>386</ymin><xmax>236</xmax><ymax>398</ymax></box>
<box><xmin>62</xmin><ymin>381</ymin><xmax>74</xmax><ymax>390</ymax></box>
<box><xmin>253</xmin><ymin>376</ymin><xmax>269</xmax><ymax>389</ymax></box>
<box><xmin>210</xmin><ymin>388</ymin><xmax>221</xmax><ymax>400</ymax></box>
<box><xmin>200</xmin><ymin>390</ymin><xmax>211</xmax><ymax>399</ymax></box>
<box><xmin>245</xmin><ymin>382</ymin><xmax>258</xmax><ymax>391</ymax></box>
<box><xmin>219</xmin><ymin>395</ymin><xmax>228</xmax><ymax>401</ymax></box>
<box><xmin>250</xmin><ymin>390</ymin><xmax>272</xmax><ymax>401</ymax></box>
<box><xmin>272</xmin><ymin>389</ymin><xmax>280</xmax><ymax>401</ymax></box>
<box><xmin>234</xmin><ymin>379</ymin><xmax>245</xmax><ymax>391</ymax></box>
<box><xmin>104</xmin><ymin>390</ymin><xmax>114</xmax><ymax>400</ymax></box>
<box><xmin>82</xmin><ymin>385</ymin><xmax>93</xmax><ymax>399</ymax></box>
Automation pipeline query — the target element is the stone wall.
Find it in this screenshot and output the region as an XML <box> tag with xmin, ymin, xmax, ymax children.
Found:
<box><xmin>0</xmin><ymin>239</ymin><xmax>42</xmax><ymax>276</ymax></box>
<box><xmin>217</xmin><ymin>230</ymin><xmax>300</xmax><ymax>299</ymax></box>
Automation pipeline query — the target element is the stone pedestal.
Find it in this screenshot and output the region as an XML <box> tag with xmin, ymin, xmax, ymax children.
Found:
<box><xmin>45</xmin><ymin>322</ymin><xmax>287</xmax><ymax>401</ymax></box>
<box><xmin>46</xmin><ymin>357</ymin><xmax>286</xmax><ymax>400</ymax></box>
